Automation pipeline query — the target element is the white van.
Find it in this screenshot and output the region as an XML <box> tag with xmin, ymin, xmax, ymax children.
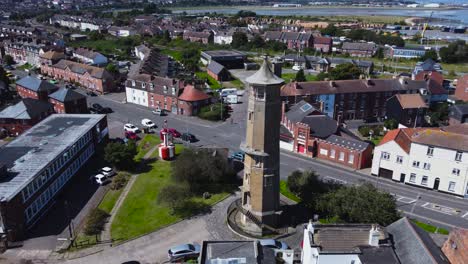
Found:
<box><xmin>220</xmin><ymin>88</ymin><xmax>237</xmax><ymax>97</ymax></box>
<box><xmin>225</xmin><ymin>94</ymin><xmax>238</xmax><ymax>104</ymax></box>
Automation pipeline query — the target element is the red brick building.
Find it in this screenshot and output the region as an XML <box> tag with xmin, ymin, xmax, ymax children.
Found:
<box><xmin>313</xmin><ymin>36</ymin><xmax>333</xmax><ymax>53</ymax></box>
<box><xmin>0</xmin><ymin>98</ymin><xmax>54</xmax><ymax>136</ymax></box>
<box><xmin>39</xmin><ymin>50</ymin><xmax>66</xmax><ymax>66</ymax></box>
<box><xmin>341</xmin><ymin>42</ymin><xmax>377</xmax><ymax>57</ymax></box>
<box><xmin>207</xmin><ymin>61</ymin><xmax>230</xmax><ymax>82</ymax></box>
<box><xmin>454</xmin><ymin>75</ymin><xmax>468</xmax><ymax>102</ymax></box>
<box><xmin>40</xmin><ymin>59</ymin><xmax>115</xmax><ymax>94</ymax></box>
<box><xmin>281</xmin><ymin>100</ymin><xmax>373</xmax><ymax>169</ymax></box>
<box><xmin>178</xmin><ymin>85</ymin><xmax>211</xmax><ymax>115</ymax></box>
<box><xmin>48</xmin><ymin>88</ymin><xmax>88</xmax><ymax>114</ymax></box>
<box><xmin>16</xmin><ymin>76</ymin><xmax>59</xmax><ymax>101</ymax></box>
<box><xmin>264</xmin><ymin>31</ymin><xmax>313</xmax><ymax>51</ymax></box>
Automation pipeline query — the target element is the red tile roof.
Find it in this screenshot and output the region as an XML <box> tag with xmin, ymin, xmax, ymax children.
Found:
<box><xmin>178</xmin><ymin>85</ymin><xmax>210</xmax><ymax>102</ymax></box>
<box><xmin>414</xmin><ymin>71</ymin><xmax>444</xmax><ymax>86</ymax></box>
<box><xmin>314</xmin><ymin>36</ymin><xmax>332</xmax><ymax>45</ymax></box>
<box><xmin>394</xmin><ymin>94</ymin><xmax>428</xmax><ymax>109</ymax></box>
<box><xmin>379</xmin><ymin>127</ymin><xmax>437</xmax><ymax>153</ymax></box>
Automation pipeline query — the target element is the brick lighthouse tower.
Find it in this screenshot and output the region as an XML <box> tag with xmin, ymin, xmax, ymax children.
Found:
<box><xmin>240</xmin><ymin>56</ymin><xmax>284</xmax><ymax>232</ymax></box>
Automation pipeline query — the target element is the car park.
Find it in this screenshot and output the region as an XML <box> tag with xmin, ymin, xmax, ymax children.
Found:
<box><xmin>101</xmin><ymin>167</ymin><xmax>115</xmax><ymax>177</ymax></box>
<box><xmin>259</xmin><ymin>239</ymin><xmax>289</xmax><ymax>250</ymax></box>
<box><xmin>152</xmin><ymin>108</ymin><xmax>166</xmax><ymax>116</ymax></box>
<box><xmin>167</xmin><ymin>243</ymin><xmax>201</xmax><ymax>262</ymax></box>
<box><xmin>181</xmin><ymin>132</ymin><xmax>196</xmax><ymax>143</ymax></box>
<box><xmin>141</xmin><ymin>119</ymin><xmax>156</xmax><ymax>128</ymax></box>
<box><xmin>124</xmin><ymin>123</ymin><xmax>139</xmax><ymax>133</ymax></box>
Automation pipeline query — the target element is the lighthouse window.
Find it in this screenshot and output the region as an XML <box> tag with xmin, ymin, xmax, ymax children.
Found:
<box><xmin>256</xmin><ymin>87</ymin><xmax>265</xmax><ymax>101</ymax></box>
<box><xmin>254</xmin><ymin>156</ymin><xmax>262</xmax><ymax>167</ymax></box>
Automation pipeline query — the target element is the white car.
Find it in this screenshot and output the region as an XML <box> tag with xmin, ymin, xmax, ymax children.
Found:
<box><xmin>101</xmin><ymin>167</ymin><xmax>115</xmax><ymax>177</ymax></box>
<box><xmin>292</xmin><ymin>64</ymin><xmax>304</xmax><ymax>71</ymax></box>
<box><xmin>141</xmin><ymin>118</ymin><xmax>156</xmax><ymax>128</ymax></box>
<box><xmin>124</xmin><ymin>123</ymin><xmax>139</xmax><ymax>133</ymax></box>
<box><xmin>95</xmin><ymin>174</ymin><xmax>107</xmax><ymax>185</ymax></box>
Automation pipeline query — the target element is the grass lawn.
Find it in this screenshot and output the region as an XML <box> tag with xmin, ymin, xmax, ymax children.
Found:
<box><xmin>196</xmin><ymin>71</ymin><xmax>222</xmax><ymax>89</ymax></box>
<box><xmin>279</xmin><ymin>180</ymin><xmax>301</xmax><ymax>203</ymax></box>
<box><xmin>161</xmin><ymin>48</ymin><xmax>183</xmax><ymax>61</ymax></box>
<box><xmin>17</xmin><ymin>63</ymin><xmax>33</xmax><ymax>70</ymax></box>
<box><xmin>281</xmin><ymin>73</ymin><xmax>317</xmax><ymax>83</ymax></box>
<box><xmin>411</xmin><ymin>220</ymin><xmax>449</xmax><ymax>235</ymax></box>
<box><xmin>135</xmin><ymin>134</ymin><xmax>161</xmax><ymax>161</ymax></box>
<box><xmin>111</xmin><ymin>158</ymin><xmax>228</xmax><ymax>241</ymax></box>
<box><xmin>229</xmin><ymin>78</ymin><xmax>244</xmax><ymax>89</ymax></box>
<box><xmin>370</xmin><ymin>136</ymin><xmax>383</xmax><ymax>146</ymax></box>
<box><xmin>98</xmin><ymin>188</ymin><xmax>124</xmax><ymax>214</ymax></box>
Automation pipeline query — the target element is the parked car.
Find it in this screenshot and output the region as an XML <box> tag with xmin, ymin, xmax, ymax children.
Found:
<box><xmin>259</xmin><ymin>239</ymin><xmax>289</xmax><ymax>250</ymax></box>
<box><xmin>86</xmin><ymin>90</ymin><xmax>98</xmax><ymax>96</ymax></box>
<box><xmin>167</xmin><ymin>243</ymin><xmax>201</xmax><ymax>262</ymax></box>
<box><xmin>167</xmin><ymin>128</ymin><xmax>181</xmax><ymax>138</ymax></box>
<box><xmin>94</xmin><ymin>174</ymin><xmax>107</xmax><ymax>185</ymax></box>
<box><xmin>92</xmin><ymin>103</ymin><xmax>104</xmax><ymax>111</ymax></box>
<box><xmin>181</xmin><ymin>132</ymin><xmax>196</xmax><ymax>143</ymax></box>
<box><xmin>141</xmin><ymin>118</ymin><xmax>156</xmax><ymax>128</ymax></box>
<box><xmin>230</xmin><ymin>151</ymin><xmax>245</xmax><ymax>162</ymax></box>
<box><xmin>101</xmin><ymin>167</ymin><xmax>115</xmax><ymax>177</ymax></box>
<box><xmin>124</xmin><ymin>124</ymin><xmax>139</xmax><ymax>133</ymax></box>
<box><xmin>125</xmin><ymin>131</ymin><xmax>138</xmax><ymax>140</ymax></box>
<box><xmin>152</xmin><ymin>108</ymin><xmax>166</xmax><ymax>116</ymax></box>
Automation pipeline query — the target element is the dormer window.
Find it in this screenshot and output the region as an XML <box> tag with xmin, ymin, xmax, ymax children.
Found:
<box><xmin>149</xmin><ymin>83</ymin><xmax>154</xmax><ymax>90</ymax></box>
<box><xmin>163</xmin><ymin>85</ymin><xmax>168</xmax><ymax>93</ymax></box>
<box><xmin>142</xmin><ymin>82</ymin><xmax>146</xmax><ymax>89</ymax></box>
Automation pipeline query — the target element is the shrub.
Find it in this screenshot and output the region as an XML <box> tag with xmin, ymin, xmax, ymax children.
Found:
<box><xmin>84</xmin><ymin>208</ymin><xmax>109</xmax><ymax>236</ymax></box>
<box><xmin>359</xmin><ymin>126</ymin><xmax>371</xmax><ymax>137</ymax></box>
<box><xmin>110</xmin><ymin>172</ymin><xmax>130</xmax><ymax>190</ymax></box>
<box><xmin>198</xmin><ymin>103</ymin><xmax>228</xmax><ymax>121</ymax></box>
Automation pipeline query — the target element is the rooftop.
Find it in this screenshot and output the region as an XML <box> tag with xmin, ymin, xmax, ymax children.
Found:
<box><xmin>178</xmin><ymin>85</ymin><xmax>210</xmax><ymax>102</ymax></box>
<box><xmin>325</xmin><ymin>135</ymin><xmax>370</xmax><ymax>151</ymax></box>
<box><xmin>0</xmin><ymin>114</ymin><xmax>105</xmax><ymax>201</ymax></box>
<box><xmin>411</xmin><ymin>128</ymin><xmax>468</xmax><ymax>152</ymax></box>
<box><xmin>199</xmin><ymin>240</ymin><xmax>275</xmax><ymax>264</ymax></box>
<box><xmin>49</xmin><ymin>88</ymin><xmax>86</xmax><ymax>102</ymax></box>
<box><xmin>246</xmin><ymin>57</ymin><xmax>284</xmax><ymax>85</ymax></box>
<box><xmin>393</xmin><ymin>93</ymin><xmax>428</xmax><ymax>109</ymax></box>
<box><xmin>16</xmin><ymin>76</ymin><xmax>59</xmax><ymax>93</ymax></box>
<box><xmin>0</xmin><ymin>98</ymin><xmax>52</xmax><ymax>120</ymax></box>
<box><xmin>201</xmin><ymin>50</ymin><xmax>246</xmax><ymax>58</ymax></box>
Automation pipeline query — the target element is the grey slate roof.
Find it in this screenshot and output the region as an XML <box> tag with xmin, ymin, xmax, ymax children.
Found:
<box><xmin>358</xmin><ymin>246</ymin><xmax>400</xmax><ymax>264</ymax></box>
<box><xmin>199</xmin><ymin>241</ymin><xmax>275</xmax><ymax>264</ymax></box>
<box><xmin>386</xmin><ymin>217</ymin><xmax>449</xmax><ymax>264</ymax></box>
<box><xmin>16</xmin><ymin>76</ymin><xmax>58</xmax><ymax>93</ymax></box>
<box><xmin>246</xmin><ymin>57</ymin><xmax>284</xmax><ymax>85</ymax></box>
<box><xmin>285</xmin><ymin>100</ymin><xmax>320</xmax><ymax>123</ymax></box>
<box><xmin>342</xmin><ymin>42</ymin><xmax>377</xmax><ymax>52</ymax></box>
<box><xmin>449</xmin><ymin>104</ymin><xmax>468</xmax><ymax>121</ymax></box>
<box><xmin>0</xmin><ymin>98</ymin><xmax>52</xmax><ymax>119</ymax></box>
<box><xmin>286</xmin><ymin>100</ymin><xmax>338</xmax><ymax>138</ymax></box>
<box><xmin>0</xmin><ymin>114</ymin><xmax>106</xmax><ymax>201</ymax></box>
<box><xmin>207</xmin><ymin>60</ymin><xmax>225</xmax><ymax>75</ymax></box>
<box><xmin>49</xmin><ymin>88</ymin><xmax>86</xmax><ymax>102</ymax></box>
<box><xmin>325</xmin><ymin>134</ymin><xmax>370</xmax><ymax>151</ymax></box>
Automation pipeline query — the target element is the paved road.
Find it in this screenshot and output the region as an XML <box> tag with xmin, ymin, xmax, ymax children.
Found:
<box><xmin>83</xmin><ymin>88</ymin><xmax>468</xmax><ymax>231</ymax></box>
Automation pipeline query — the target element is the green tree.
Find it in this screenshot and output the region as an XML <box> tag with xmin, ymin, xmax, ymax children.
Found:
<box><xmin>104</xmin><ymin>141</ymin><xmax>137</xmax><ymax>170</ymax></box>
<box><xmin>374</xmin><ymin>47</ymin><xmax>384</xmax><ymax>59</ymax></box>
<box><xmin>317</xmin><ymin>184</ymin><xmax>400</xmax><ymax>226</ymax></box>
<box><xmin>320</xmin><ymin>24</ymin><xmax>342</xmax><ymax>36</ymax></box>
<box><xmin>163</xmin><ymin>30</ymin><xmax>171</xmax><ymax>43</ymax></box>
<box><xmin>236</xmin><ymin>10</ymin><xmax>256</xmax><ymax>17</ymax></box>
<box><xmin>249</xmin><ymin>35</ymin><xmax>266</xmax><ymax>49</ymax></box>
<box><xmin>384</xmin><ymin>119</ymin><xmax>398</xmax><ymax>130</ymax></box>
<box><xmin>329</xmin><ymin>63</ymin><xmax>362</xmax><ymax>80</ymax></box>
<box><xmin>0</xmin><ymin>66</ymin><xmax>10</xmax><ymax>85</ymax></box>
<box><xmin>295</xmin><ymin>69</ymin><xmax>306</xmax><ymax>82</ymax></box>
<box><xmin>287</xmin><ymin>170</ymin><xmax>336</xmax><ymax>208</ymax></box>
<box><xmin>198</xmin><ymin>103</ymin><xmax>228</xmax><ymax>121</ymax></box>
<box><xmin>231</xmin><ymin>32</ymin><xmax>248</xmax><ymax>49</ymax></box>
<box><xmin>84</xmin><ymin>208</ymin><xmax>109</xmax><ymax>236</ymax></box>
<box><xmin>157</xmin><ymin>183</ymin><xmax>190</xmax><ymax>213</ymax></box>
<box><xmin>3</xmin><ymin>55</ymin><xmax>14</xmax><ymax>66</ymax></box>
<box><xmin>181</xmin><ymin>48</ymin><xmax>199</xmax><ymax>72</ymax></box>
<box><xmin>105</xmin><ymin>63</ymin><xmax>119</xmax><ymax>75</ymax></box>
<box><xmin>266</xmin><ymin>41</ymin><xmax>287</xmax><ymax>52</ymax></box>
<box><xmin>439</xmin><ymin>40</ymin><xmax>468</xmax><ymax>63</ymax></box>
<box><xmin>89</xmin><ymin>31</ymin><xmax>104</xmax><ymax>41</ymax></box>
<box><xmin>421</xmin><ymin>49</ymin><xmax>438</xmax><ymax>61</ymax></box>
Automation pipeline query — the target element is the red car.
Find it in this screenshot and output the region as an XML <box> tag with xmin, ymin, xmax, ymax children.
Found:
<box><xmin>160</xmin><ymin>128</ymin><xmax>181</xmax><ymax>139</ymax></box>
<box><xmin>125</xmin><ymin>131</ymin><xmax>138</xmax><ymax>140</ymax></box>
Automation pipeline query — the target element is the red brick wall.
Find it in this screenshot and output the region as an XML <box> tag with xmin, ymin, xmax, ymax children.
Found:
<box><xmin>147</xmin><ymin>92</ymin><xmax>178</xmax><ymax>113</ymax></box>
<box><xmin>315</xmin><ymin>140</ymin><xmax>370</xmax><ymax>169</ymax></box>
<box><xmin>50</xmin><ymin>99</ymin><xmax>66</xmax><ymax>113</ymax></box>
<box><xmin>442</xmin><ymin>228</ymin><xmax>468</xmax><ymax>264</ymax></box>
<box><xmin>314</xmin><ymin>43</ymin><xmax>331</xmax><ymax>53</ymax></box>
<box><xmin>0</xmin><ymin>120</ymin><xmax>35</xmax><ymax>136</ymax></box>
<box><xmin>207</xmin><ymin>69</ymin><xmax>220</xmax><ymax>81</ymax></box>
<box><xmin>16</xmin><ymin>85</ymin><xmax>41</xmax><ymax>100</ymax></box>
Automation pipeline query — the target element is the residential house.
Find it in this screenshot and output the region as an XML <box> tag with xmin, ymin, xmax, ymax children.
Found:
<box><xmin>282</xmin><ymin>55</ymin><xmax>374</xmax><ymax>75</ymax></box>
<box><xmin>138</xmin><ymin>49</ymin><xmax>174</xmax><ymax>78</ymax></box>
<box><xmin>341</xmin><ymin>42</ymin><xmax>377</xmax><ymax>57</ymax></box>
<box><xmin>448</xmin><ymin>104</ymin><xmax>468</xmax><ymax>126</ymax></box>
<box><xmin>0</xmin><ymin>114</ymin><xmax>108</xmax><ymax>241</ymax></box>
<box><xmin>134</xmin><ymin>44</ymin><xmax>151</xmax><ymax>61</ymax></box>
<box><xmin>183</xmin><ymin>31</ymin><xmax>213</xmax><ymax>44</ymax></box>
<box><xmin>371</xmin><ymin>126</ymin><xmax>468</xmax><ymax>196</ymax></box>
<box><xmin>281</xmin><ymin>100</ymin><xmax>373</xmax><ymax>169</ymax></box>
<box><xmin>313</xmin><ymin>36</ymin><xmax>332</xmax><ymax>53</ymax></box>
<box><xmin>441</xmin><ymin>228</ymin><xmax>468</xmax><ymax>264</ymax></box>
<box><xmin>281</xmin><ymin>77</ymin><xmax>425</xmax><ymax>123</ymax></box>
<box><xmin>41</xmin><ymin>59</ymin><xmax>115</xmax><ymax>94</ymax></box>
<box><xmin>39</xmin><ymin>50</ymin><xmax>66</xmax><ymax>66</ymax></box>
<box><xmin>16</xmin><ymin>76</ymin><xmax>59</xmax><ymax>101</ymax></box>
<box><xmin>385</xmin><ymin>94</ymin><xmax>428</xmax><ymax>127</ymax></box>
<box><xmin>207</xmin><ymin>60</ymin><xmax>230</xmax><ymax>82</ymax></box>
<box><xmin>213</xmin><ymin>30</ymin><xmax>234</xmax><ymax>45</ymax></box>
<box><xmin>412</xmin><ymin>59</ymin><xmax>442</xmax><ymax>77</ymax></box>
<box><xmin>72</xmin><ymin>47</ymin><xmax>108</xmax><ymax>66</ymax></box>
<box><xmin>177</xmin><ymin>85</ymin><xmax>211</xmax><ymax>116</ymax></box>
<box><xmin>264</xmin><ymin>31</ymin><xmax>313</xmax><ymax>51</ymax></box>
<box><xmin>454</xmin><ymin>75</ymin><xmax>468</xmax><ymax>102</ymax></box>
<box><xmin>108</xmin><ymin>26</ymin><xmax>136</xmax><ymax>37</ymax></box>
<box><xmin>48</xmin><ymin>88</ymin><xmax>88</xmax><ymax>114</ymax></box>
<box><xmin>389</xmin><ymin>46</ymin><xmax>427</xmax><ymax>59</ymax></box>
<box><xmin>0</xmin><ymin>98</ymin><xmax>54</xmax><ymax>136</ymax></box>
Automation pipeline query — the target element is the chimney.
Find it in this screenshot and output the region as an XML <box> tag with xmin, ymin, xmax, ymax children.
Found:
<box><xmin>368</xmin><ymin>225</ymin><xmax>380</xmax><ymax>247</ymax></box>
<box><xmin>398</xmin><ymin>76</ymin><xmax>407</xmax><ymax>85</ymax></box>
<box><xmin>307</xmin><ymin>219</ymin><xmax>314</xmax><ymax>233</ymax></box>
<box><xmin>329</xmin><ymin>81</ymin><xmax>336</xmax><ymax>87</ymax></box>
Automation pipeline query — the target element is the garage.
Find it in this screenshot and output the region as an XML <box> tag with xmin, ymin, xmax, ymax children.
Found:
<box><xmin>378</xmin><ymin>168</ymin><xmax>393</xmax><ymax>180</ymax></box>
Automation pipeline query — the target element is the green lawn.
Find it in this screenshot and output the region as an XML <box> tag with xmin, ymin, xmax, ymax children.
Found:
<box><xmin>196</xmin><ymin>71</ymin><xmax>222</xmax><ymax>89</ymax></box>
<box><xmin>135</xmin><ymin>134</ymin><xmax>161</xmax><ymax>161</ymax></box>
<box><xmin>281</xmin><ymin>73</ymin><xmax>317</xmax><ymax>83</ymax></box>
<box><xmin>279</xmin><ymin>180</ymin><xmax>301</xmax><ymax>203</ymax></box>
<box><xmin>229</xmin><ymin>78</ymin><xmax>244</xmax><ymax>89</ymax></box>
<box><xmin>161</xmin><ymin>49</ymin><xmax>183</xmax><ymax>61</ymax></box>
<box><xmin>17</xmin><ymin>63</ymin><xmax>33</xmax><ymax>70</ymax></box>
<box><xmin>98</xmin><ymin>188</ymin><xmax>124</xmax><ymax>214</ymax></box>
<box><xmin>111</xmin><ymin>143</ymin><xmax>226</xmax><ymax>241</ymax></box>
<box><xmin>412</xmin><ymin>220</ymin><xmax>449</xmax><ymax>235</ymax></box>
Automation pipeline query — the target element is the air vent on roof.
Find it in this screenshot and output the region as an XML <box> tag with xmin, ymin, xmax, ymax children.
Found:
<box><xmin>66</xmin><ymin>121</ymin><xmax>73</xmax><ymax>125</ymax></box>
<box><xmin>40</xmin><ymin>140</ymin><xmax>48</xmax><ymax>145</ymax></box>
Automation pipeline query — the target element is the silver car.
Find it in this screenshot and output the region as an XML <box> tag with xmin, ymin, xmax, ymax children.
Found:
<box><xmin>168</xmin><ymin>243</ymin><xmax>200</xmax><ymax>262</ymax></box>
<box><xmin>259</xmin><ymin>239</ymin><xmax>289</xmax><ymax>250</ymax></box>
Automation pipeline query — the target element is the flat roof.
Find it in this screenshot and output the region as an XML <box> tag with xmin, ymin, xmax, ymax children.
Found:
<box><xmin>201</xmin><ymin>50</ymin><xmax>246</xmax><ymax>59</ymax></box>
<box><xmin>200</xmin><ymin>241</ymin><xmax>258</xmax><ymax>263</ymax></box>
<box><xmin>0</xmin><ymin>114</ymin><xmax>105</xmax><ymax>201</ymax></box>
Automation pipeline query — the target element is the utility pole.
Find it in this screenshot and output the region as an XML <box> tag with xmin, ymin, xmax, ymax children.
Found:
<box><xmin>410</xmin><ymin>193</ymin><xmax>421</xmax><ymax>214</ymax></box>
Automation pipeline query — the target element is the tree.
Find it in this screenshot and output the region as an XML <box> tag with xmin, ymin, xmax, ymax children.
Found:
<box><xmin>89</xmin><ymin>31</ymin><xmax>104</xmax><ymax>41</ymax></box>
<box><xmin>265</xmin><ymin>41</ymin><xmax>287</xmax><ymax>52</ymax></box>
<box><xmin>84</xmin><ymin>208</ymin><xmax>109</xmax><ymax>236</ymax></box>
<box><xmin>231</xmin><ymin>32</ymin><xmax>248</xmax><ymax>49</ymax></box>
<box><xmin>3</xmin><ymin>55</ymin><xmax>14</xmax><ymax>66</ymax></box>
<box><xmin>317</xmin><ymin>184</ymin><xmax>400</xmax><ymax>226</ymax></box>
<box><xmin>249</xmin><ymin>35</ymin><xmax>266</xmax><ymax>49</ymax></box>
<box><xmin>384</xmin><ymin>119</ymin><xmax>398</xmax><ymax>130</ymax></box>
<box><xmin>105</xmin><ymin>63</ymin><xmax>119</xmax><ymax>75</ymax></box>
<box><xmin>163</xmin><ymin>30</ymin><xmax>171</xmax><ymax>43</ymax></box>
<box><xmin>329</xmin><ymin>63</ymin><xmax>362</xmax><ymax>80</ymax></box>
<box><xmin>157</xmin><ymin>183</ymin><xmax>190</xmax><ymax>213</ymax></box>
<box><xmin>181</xmin><ymin>48</ymin><xmax>199</xmax><ymax>72</ymax></box>
<box><xmin>295</xmin><ymin>69</ymin><xmax>306</xmax><ymax>82</ymax></box>
<box><xmin>236</xmin><ymin>10</ymin><xmax>256</xmax><ymax>17</ymax></box>
<box><xmin>287</xmin><ymin>170</ymin><xmax>337</xmax><ymax>208</ymax></box>
<box><xmin>104</xmin><ymin>141</ymin><xmax>137</xmax><ymax>170</ymax></box>
<box><xmin>0</xmin><ymin>66</ymin><xmax>10</xmax><ymax>85</ymax></box>
<box><xmin>439</xmin><ymin>40</ymin><xmax>468</xmax><ymax>63</ymax></box>
<box><xmin>374</xmin><ymin>47</ymin><xmax>384</xmax><ymax>59</ymax></box>
<box><xmin>320</xmin><ymin>24</ymin><xmax>342</xmax><ymax>37</ymax></box>
<box><xmin>421</xmin><ymin>49</ymin><xmax>438</xmax><ymax>61</ymax></box>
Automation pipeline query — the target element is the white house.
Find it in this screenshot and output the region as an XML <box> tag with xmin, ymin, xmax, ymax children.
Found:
<box><xmin>72</xmin><ymin>48</ymin><xmax>108</xmax><ymax>66</ymax></box>
<box><xmin>371</xmin><ymin>126</ymin><xmax>468</xmax><ymax>197</ymax></box>
<box><xmin>214</xmin><ymin>30</ymin><xmax>233</xmax><ymax>45</ymax></box>
<box><xmin>125</xmin><ymin>78</ymin><xmax>149</xmax><ymax>107</ymax></box>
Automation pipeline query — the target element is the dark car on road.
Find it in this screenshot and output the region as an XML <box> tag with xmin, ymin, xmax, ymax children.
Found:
<box><xmin>86</xmin><ymin>90</ymin><xmax>97</xmax><ymax>96</ymax></box>
<box><xmin>168</xmin><ymin>243</ymin><xmax>200</xmax><ymax>262</ymax></box>
<box><xmin>90</xmin><ymin>103</ymin><xmax>112</xmax><ymax>114</ymax></box>
<box><xmin>181</xmin><ymin>132</ymin><xmax>196</xmax><ymax>143</ymax></box>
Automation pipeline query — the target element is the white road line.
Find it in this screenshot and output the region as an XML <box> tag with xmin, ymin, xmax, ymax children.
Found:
<box><xmin>422</xmin><ymin>202</ymin><xmax>430</xmax><ymax>207</ymax></box>
<box><xmin>462</xmin><ymin>212</ymin><xmax>468</xmax><ymax>218</ymax></box>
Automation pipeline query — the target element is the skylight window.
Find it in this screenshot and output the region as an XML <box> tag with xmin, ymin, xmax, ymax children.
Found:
<box><xmin>300</xmin><ymin>103</ymin><xmax>312</xmax><ymax>112</ymax></box>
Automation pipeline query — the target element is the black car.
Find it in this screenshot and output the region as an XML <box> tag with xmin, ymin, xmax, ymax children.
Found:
<box><xmin>102</xmin><ymin>107</ymin><xmax>113</xmax><ymax>113</ymax></box>
<box><xmin>181</xmin><ymin>132</ymin><xmax>196</xmax><ymax>143</ymax></box>
<box><xmin>92</xmin><ymin>103</ymin><xmax>104</xmax><ymax>111</ymax></box>
<box><xmin>86</xmin><ymin>91</ymin><xmax>97</xmax><ymax>96</ymax></box>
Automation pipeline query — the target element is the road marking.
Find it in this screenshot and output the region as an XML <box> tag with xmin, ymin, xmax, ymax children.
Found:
<box><xmin>462</xmin><ymin>212</ymin><xmax>468</xmax><ymax>218</ymax></box>
<box><xmin>397</xmin><ymin>197</ymin><xmax>417</xmax><ymax>204</ymax></box>
<box><xmin>422</xmin><ymin>202</ymin><xmax>430</xmax><ymax>207</ymax></box>
<box><xmin>421</xmin><ymin>203</ymin><xmax>460</xmax><ymax>216</ymax></box>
